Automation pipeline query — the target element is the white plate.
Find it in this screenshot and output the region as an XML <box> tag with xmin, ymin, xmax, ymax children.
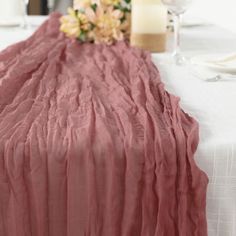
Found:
<box><xmin>182</xmin><ymin>19</ymin><xmax>209</xmax><ymax>28</ymax></box>
<box><xmin>0</xmin><ymin>20</ymin><xmax>21</xmax><ymax>27</ymax></box>
<box><xmin>191</xmin><ymin>54</ymin><xmax>236</xmax><ymax>74</ymax></box>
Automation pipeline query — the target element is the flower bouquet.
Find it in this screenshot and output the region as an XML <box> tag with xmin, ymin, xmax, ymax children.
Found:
<box><xmin>60</xmin><ymin>0</ymin><xmax>131</xmax><ymax>45</ymax></box>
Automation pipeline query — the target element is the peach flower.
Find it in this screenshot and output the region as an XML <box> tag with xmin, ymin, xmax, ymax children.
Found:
<box><xmin>74</xmin><ymin>0</ymin><xmax>91</xmax><ymax>9</ymax></box>
<box><xmin>60</xmin><ymin>8</ymin><xmax>81</xmax><ymax>38</ymax></box>
<box><xmin>60</xmin><ymin>0</ymin><xmax>131</xmax><ymax>44</ymax></box>
<box><xmin>77</xmin><ymin>12</ymin><xmax>91</xmax><ymax>31</ymax></box>
<box><xmin>101</xmin><ymin>0</ymin><xmax>121</xmax><ymax>6</ymax></box>
<box><xmin>74</xmin><ymin>0</ymin><xmax>100</xmax><ymax>9</ymax></box>
<box><xmin>86</xmin><ymin>6</ymin><xmax>124</xmax><ymax>44</ymax></box>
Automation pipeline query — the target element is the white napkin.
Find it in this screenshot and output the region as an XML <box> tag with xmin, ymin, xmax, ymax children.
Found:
<box><xmin>206</xmin><ymin>54</ymin><xmax>236</xmax><ymax>68</ymax></box>
<box><xmin>191</xmin><ymin>53</ymin><xmax>236</xmax><ymax>74</ymax></box>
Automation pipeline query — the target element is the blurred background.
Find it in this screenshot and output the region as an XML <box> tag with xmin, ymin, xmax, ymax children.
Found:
<box><xmin>0</xmin><ymin>0</ymin><xmax>236</xmax><ymax>33</ymax></box>
<box><xmin>25</xmin><ymin>0</ymin><xmax>236</xmax><ymax>32</ymax></box>
<box><xmin>27</xmin><ymin>0</ymin><xmax>72</xmax><ymax>15</ymax></box>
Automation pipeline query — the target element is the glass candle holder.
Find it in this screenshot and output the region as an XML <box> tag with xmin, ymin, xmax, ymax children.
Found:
<box><xmin>131</xmin><ymin>0</ymin><xmax>168</xmax><ymax>52</ymax></box>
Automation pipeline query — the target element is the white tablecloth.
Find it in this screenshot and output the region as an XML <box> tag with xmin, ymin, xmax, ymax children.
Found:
<box><xmin>1</xmin><ymin>16</ymin><xmax>236</xmax><ymax>236</ymax></box>
<box><xmin>0</xmin><ymin>16</ymin><xmax>48</xmax><ymax>51</ymax></box>
<box><xmin>153</xmin><ymin>26</ymin><xmax>236</xmax><ymax>236</ymax></box>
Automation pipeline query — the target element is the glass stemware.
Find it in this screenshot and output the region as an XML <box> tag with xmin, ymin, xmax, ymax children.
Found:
<box><xmin>21</xmin><ymin>0</ymin><xmax>30</xmax><ymax>29</ymax></box>
<box><xmin>48</xmin><ymin>0</ymin><xmax>55</xmax><ymax>13</ymax></box>
<box><xmin>161</xmin><ymin>0</ymin><xmax>193</xmax><ymax>65</ymax></box>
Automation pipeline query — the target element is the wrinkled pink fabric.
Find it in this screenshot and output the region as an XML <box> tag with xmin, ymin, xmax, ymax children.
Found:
<box><xmin>0</xmin><ymin>13</ymin><xmax>208</xmax><ymax>236</ymax></box>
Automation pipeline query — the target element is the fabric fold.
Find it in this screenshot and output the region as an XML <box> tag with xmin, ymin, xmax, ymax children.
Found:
<box><xmin>0</xmin><ymin>13</ymin><xmax>208</xmax><ymax>236</ymax></box>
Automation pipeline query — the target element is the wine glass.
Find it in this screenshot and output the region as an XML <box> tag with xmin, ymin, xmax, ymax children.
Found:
<box><xmin>161</xmin><ymin>0</ymin><xmax>193</xmax><ymax>65</ymax></box>
<box><xmin>48</xmin><ymin>0</ymin><xmax>55</xmax><ymax>13</ymax></box>
<box><xmin>21</xmin><ymin>0</ymin><xmax>30</xmax><ymax>29</ymax></box>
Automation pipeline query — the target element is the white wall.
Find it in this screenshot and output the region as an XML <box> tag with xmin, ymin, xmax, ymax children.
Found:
<box><xmin>187</xmin><ymin>0</ymin><xmax>236</xmax><ymax>33</ymax></box>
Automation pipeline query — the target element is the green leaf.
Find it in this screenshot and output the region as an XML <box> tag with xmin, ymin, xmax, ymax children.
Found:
<box><xmin>79</xmin><ymin>31</ymin><xmax>87</xmax><ymax>42</ymax></box>
<box><xmin>91</xmin><ymin>3</ymin><xmax>97</xmax><ymax>11</ymax></box>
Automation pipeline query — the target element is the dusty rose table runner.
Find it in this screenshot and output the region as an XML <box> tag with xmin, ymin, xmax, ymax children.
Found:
<box><xmin>0</xmin><ymin>13</ymin><xmax>208</xmax><ymax>236</ymax></box>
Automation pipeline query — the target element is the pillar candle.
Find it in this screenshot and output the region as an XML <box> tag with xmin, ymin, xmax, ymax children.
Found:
<box><xmin>131</xmin><ymin>0</ymin><xmax>168</xmax><ymax>52</ymax></box>
<box><xmin>0</xmin><ymin>0</ymin><xmax>23</xmax><ymax>19</ymax></box>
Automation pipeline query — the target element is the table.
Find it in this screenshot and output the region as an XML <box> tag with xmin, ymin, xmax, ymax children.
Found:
<box><xmin>1</xmin><ymin>16</ymin><xmax>236</xmax><ymax>236</ymax></box>
<box><xmin>153</xmin><ymin>26</ymin><xmax>236</xmax><ymax>236</ymax></box>
<box><xmin>0</xmin><ymin>16</ymin><xmax>48</xmax><ymax>51</ymax></box>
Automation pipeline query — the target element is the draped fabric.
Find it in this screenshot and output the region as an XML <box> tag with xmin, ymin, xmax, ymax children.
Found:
<box><xmin>0</xmin><ymin>13</ymin><xmax>208</xmax><ymax>236</ymax></box>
